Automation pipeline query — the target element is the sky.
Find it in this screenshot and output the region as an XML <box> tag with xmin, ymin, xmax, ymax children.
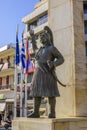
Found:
<box><xmin>0</xmin><ymin>0</ymin><xmax>39</xmax><ymax>48</ymax></box>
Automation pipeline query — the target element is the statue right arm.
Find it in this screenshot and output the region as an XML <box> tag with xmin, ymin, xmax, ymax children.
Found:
<box><xmin>29</xmin><ymin>30</ymin><xmax>38</xmax><ymax>52</ymax></box>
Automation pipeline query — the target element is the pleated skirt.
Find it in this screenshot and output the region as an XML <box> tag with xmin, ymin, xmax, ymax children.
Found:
<box><xmin>30</xmin><ymin>67</ymin><xmax>60</xmax><ymax>97</ymax></box>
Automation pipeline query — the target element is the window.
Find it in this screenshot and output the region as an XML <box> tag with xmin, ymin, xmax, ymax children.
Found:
<box><xmin>6</xmin><ymin>75</ymin><xmax>9</xmax><ymax>85</ymax></box>
<box><xmin>7</xmin><ymin>56</ymin><xmax>10</xmax><ymax>67</ymax></box>
<box><xmin>0</xmin><ymin>58</ymin><xmax>3</xmax><ymax>64</ymax></box>
<box><xmin>0</xmin><ymin>78</ymin><xmax>2</xmax><ymax>89</ymax></box>
<box><xmin>84</xmin><ymin>21</ymin><xmax>87</xmax><ymax>34</ymax></box>
<box><xmin>84</xmin><ymin>3</ymin><xmax>87</xmax><ymax>14</ymax></box>
<box><xmin>85</xmin><ymin>42</ymin><xmax>87</xmax><ymax>55</ymax></box>
<box><xmin>28</xmin><ymin>20</ymin><xmax>37</xmax><ymax>30</ymax></box>
<box><xmin>17</xmin><ymin>73</ymin><xmax>21</xmax><ymax>84</ymax></box>
<box><xmin>85</xmin><ymin>42</ymin><xmax>87</xmax><ymax>64</ymax></box>
<box><xmin>37</xmin><ymin>13</ymin><xmax>48</xmax><ymax>26</ymax></box>
<box><xmin>27</xmin><ymin>73</ymin><xmax>33</xmax><ymax>83</ymax></box>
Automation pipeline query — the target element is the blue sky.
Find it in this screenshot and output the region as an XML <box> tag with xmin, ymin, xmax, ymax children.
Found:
<box><xmin>0</xmin><ymin>0</ymin><xmax>39</xmax><ymax>48</ymax></box>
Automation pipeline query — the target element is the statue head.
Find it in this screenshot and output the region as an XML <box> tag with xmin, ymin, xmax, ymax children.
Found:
<box><xmin>40</xmin><ymin>26</ymin><xmax>54</xmax><ymax>46</ymax></box>
<box><xmin>40</xmin><ymin>32</ymin><xmax>50</xmax><ymax>45</ymax></box>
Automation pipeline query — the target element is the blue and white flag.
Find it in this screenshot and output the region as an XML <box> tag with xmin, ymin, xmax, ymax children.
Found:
<box><xmin>21</xmin><ymin>32</ymin><xmax>26</xmax><ymax>73</ymax></box>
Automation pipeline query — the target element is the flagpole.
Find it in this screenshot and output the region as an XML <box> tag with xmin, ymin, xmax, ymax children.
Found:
<box><xmin>14</xmin><ymin>24</ymin><xmax>20</xmax><ymax>118</ymax></box>
<box><xmin>14</xmin><ymin>64</ymin><xmax>17</xmax><ymax>118</ymax></box>
<box><xmin>20</xmin><ymin>32</ymin><xmax>23</xmax><ymax>117</ymax></box>
<box><xmin>20</xmin><ymin>31</ymin><xmax>26</xmax><ymax>117</ymax></box>
<box><xmin>24</xmin><ymin>37</ymin><xmax>35</xmax><ymax>117</ymax></box>
<box><xmin>24</xmin><ymin>74</ymin><xmax>27</xmax><ymax>117</ymax></box>
<box><xmin>20</xmin><ymin>66</ymin><xmax>23</xmax><ymax>117</ymax></box>
<box><xmin>24</xmin><ymin>37</ymin><xmax>28</xmax><ymax>117</ymax></box>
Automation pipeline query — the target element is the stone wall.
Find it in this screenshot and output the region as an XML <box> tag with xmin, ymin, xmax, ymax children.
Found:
<box><xmin>48</xmin><ymin>0</ymin><xmax>87</xmax><ymax>117</ymax></box>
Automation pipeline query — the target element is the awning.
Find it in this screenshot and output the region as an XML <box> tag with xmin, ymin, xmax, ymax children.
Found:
<box><xmin>0</xmin><ymin>102</ymin><xmax>6</xmax><ymax>112</ymax></box>
<box><xmin>5</xmin><ymin>99</ymin><xmax>14</xmax><ymax>102</ymax></box>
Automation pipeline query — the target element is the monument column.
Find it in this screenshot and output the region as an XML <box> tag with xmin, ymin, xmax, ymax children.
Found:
<box><xmin>48</xmin><ymin>0</ymin><xmax>87</xmax><ymax>117</ymax></box>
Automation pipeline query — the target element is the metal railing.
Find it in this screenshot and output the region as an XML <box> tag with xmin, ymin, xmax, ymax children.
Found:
<box><xmin>0</xmin><ymin>85</ymin><xmax>13</xmax><ymax>90</ymax></box>
<box><xmin>0</xmin><ymin>63</ymin><xmax>15</xmax><ymax>71</ymax></box>
<box><xmin>37</xmin><ymin>17</ymin><xmax>48</xmax><ymax>26</ymax></box>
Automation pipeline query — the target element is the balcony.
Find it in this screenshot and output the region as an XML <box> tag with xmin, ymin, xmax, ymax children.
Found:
<box><xmin>0</xmin><ymin>62</ymin><xmax>15</xmax><ymax>71</ymax></box>
<box><xmin>37</xmin><ymin>16</ymin><xmax>48</xmax><ymax>26</ymax></box>
<box><xmin>0</xmin><ymin>85</ymin><xmax>13</xmax><ymax>90</ymax></box>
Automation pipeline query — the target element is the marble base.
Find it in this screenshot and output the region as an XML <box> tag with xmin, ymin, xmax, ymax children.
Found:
<box><xmin>12</xmin><ymin>117</ymin><xmax>87</xmax><ymax>130</ymax></box>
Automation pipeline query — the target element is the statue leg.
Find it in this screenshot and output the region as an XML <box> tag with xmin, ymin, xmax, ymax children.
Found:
<box><xmin>48</xmin><ymin>97</ymin><xmax>56</xmax><ymax>118</ymax></box>
<box><xmin>27</xmin><ymin>97</ymin><xmax>41</xmax><ymax>118</ymax></box>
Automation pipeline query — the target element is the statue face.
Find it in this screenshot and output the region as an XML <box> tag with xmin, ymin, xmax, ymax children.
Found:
<box><xmin>40</xmin><ymin>33</ymin><xmax>48</xmax><ymax>45</ymax></box>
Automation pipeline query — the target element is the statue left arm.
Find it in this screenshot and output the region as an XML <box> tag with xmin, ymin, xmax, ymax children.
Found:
<box><xmin>52</xmin><ymin>46</ymin><xmax>64</xmax><ymax>67</ymax></box>
<box><xmin>47</xmin><ymin>46</ymin><xmax>64</xmax><ymax>69</ymax></box>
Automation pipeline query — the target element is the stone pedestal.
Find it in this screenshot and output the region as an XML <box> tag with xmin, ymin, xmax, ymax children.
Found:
<box><xmin>48</xmin><ymin>0</ymin><xmax>87</xmax><ymax>117</ymax></box>
<box><xmin>12</xmin><ymin>117</ymin><xmax>87</xmax><ymax>130</ymax></box>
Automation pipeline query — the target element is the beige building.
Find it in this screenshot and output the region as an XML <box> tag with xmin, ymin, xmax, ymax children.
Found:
<box><xmin>0</xmin><ymin>45</ymin><xmax>15</xmax><ymax>90</ymax></box>
<box><xmin>0</xmin><ymin>44</ymin><xmax>15</xmax><ymax>119</ymax></box>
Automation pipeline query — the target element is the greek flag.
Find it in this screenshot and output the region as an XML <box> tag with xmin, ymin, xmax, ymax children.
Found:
<box><xmin>21</xmin><ymin>32</ymin><xmax>26</xmax><ymax>73</ymax></box>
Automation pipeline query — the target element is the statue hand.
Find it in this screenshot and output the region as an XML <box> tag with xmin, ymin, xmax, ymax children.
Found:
<box><xmin>47</xmin><ymin>60</ymin><xmax>54</xmax><ymax>69</ymax></box>
<box><xmin>29</xmin><ymin>30</ymin><xmax>34</xmax><ymax>36</ymax></box>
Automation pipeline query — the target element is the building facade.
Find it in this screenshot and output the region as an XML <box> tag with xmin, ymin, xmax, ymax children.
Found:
<box><xmin>0</xmin><ymin>44</ymin><xmax>15</xmax><ymax>119</ymax></box>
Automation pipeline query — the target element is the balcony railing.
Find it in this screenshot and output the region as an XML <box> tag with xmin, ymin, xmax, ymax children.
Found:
<box><xmin>37</xmin><ymin>17</ymin><xmax>48</xmax><ymax>26</ymax></box>
<box><xmin>0</xmin><ymin>63</ymin><xmax>15</xmax><ymax>71</ymax></box>
<box><xmin>0</xmin><ymin>85</ymin><xmax>12</xmax><ymax>90</ymax></box>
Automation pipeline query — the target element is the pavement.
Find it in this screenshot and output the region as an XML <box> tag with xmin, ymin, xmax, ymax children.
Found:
<box><xmin>0</xmin><ymin>122</ymin><xmax>11</xmax><ymax>130</ymax></box>
<box><xmin>0</xmin><ymin>128</ymin><xmax>11</xmax><ymax>130</ymax></box>
<box><xmin>0</xmin><ymin>126</ymin><xmax>11</xmax><ymax>130</ymax></box>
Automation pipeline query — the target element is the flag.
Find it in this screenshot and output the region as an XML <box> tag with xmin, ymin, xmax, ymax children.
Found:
<box><xmin>21</xmin><ymin>32</ymin><xmax>26</xmax><ymax>73</ymax></box>
<box><xmin>15</xmin><ymin>25</ymin><xmax>20</xmax><ymax>65</ymax></box>
<box><xmin>26</xmin><ymin>38</ymin><xmax>35</xmax><ymax>75</ymax></box>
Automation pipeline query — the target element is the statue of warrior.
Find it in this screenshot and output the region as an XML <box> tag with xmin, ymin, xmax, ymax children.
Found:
<box><xmin>27</xmin><ymin>26</ymin><xmax>64</xmax><ymax>118</ymax></box>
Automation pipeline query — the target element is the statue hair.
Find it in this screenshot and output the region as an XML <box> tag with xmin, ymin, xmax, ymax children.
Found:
<box><xmin>44</xmin><ymin>26</ymin><xmax>54</xmax><ymax>45</ymax></box>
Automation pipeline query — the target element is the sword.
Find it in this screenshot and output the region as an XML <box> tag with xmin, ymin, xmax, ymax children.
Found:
<box><xmin>47</xmin><ymin>60</ymin><xmax>66</xmax><ymax>87</ymax></box>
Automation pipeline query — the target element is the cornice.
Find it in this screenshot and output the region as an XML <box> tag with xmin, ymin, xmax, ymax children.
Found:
<box><xmin>34</xmin><ymin>0</ymin><xmax>48</xmax><ymax>9</ymax></box>
<box><xmin>0</xmin><ymin>68</ymin><xmax>15</xmax><ymax>77</ymax></box>
<box><xmin>0</xmin><ymin>48</ymin><xmax>15</xmax><ymax>59</ymax></box>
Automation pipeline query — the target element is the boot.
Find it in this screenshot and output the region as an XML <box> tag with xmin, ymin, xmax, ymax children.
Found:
<box><xmin>48</xmin><ymin>97</ymin><xmax>56</xmax><ymax>118</ymax></box>
<box><xmin>27</xmin><ymin>97</ymin><xmax>41</xmax><ymax>118</ymax></box>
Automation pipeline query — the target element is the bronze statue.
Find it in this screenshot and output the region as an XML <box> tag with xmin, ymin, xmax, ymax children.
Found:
<box><xmin>28</xmin><ymin>26</ymin><xmax>64</xmax><ymax>118</ymax></box>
